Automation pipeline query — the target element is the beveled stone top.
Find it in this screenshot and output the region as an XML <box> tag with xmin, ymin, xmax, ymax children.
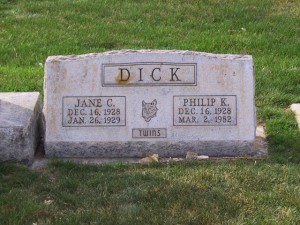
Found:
<box><xmin>46</xmin><ymin>49</ymin><xmax>252</xmax><ymax>62</ymax></box>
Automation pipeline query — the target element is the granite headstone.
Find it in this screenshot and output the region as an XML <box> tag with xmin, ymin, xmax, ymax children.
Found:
<box><xmin>44</xmin><ymin>50</ymin><xmax>256</xmax><ymax>158</ymax></box>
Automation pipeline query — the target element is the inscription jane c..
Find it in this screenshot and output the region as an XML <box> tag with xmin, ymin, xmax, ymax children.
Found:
<box><xmin>62</xmin><ymin>96</ymin><xmax>126</xmax><ymax>127</ymax></box>
<box><xmin>73</xmin><ymin>98</ymin><xmax>114</xmax><ymax>108</ymax></box>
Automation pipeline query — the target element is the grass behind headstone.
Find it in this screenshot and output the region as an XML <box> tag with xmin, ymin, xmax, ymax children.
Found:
<box><xmin>0</xmin><ymin>1</ymin><xmax>300</xmax><ymax>224</ymax></box>
<box><xmin>1</xmin><ymin>1</ymin><xmax>299</xmax><ymax>162</ymax></box>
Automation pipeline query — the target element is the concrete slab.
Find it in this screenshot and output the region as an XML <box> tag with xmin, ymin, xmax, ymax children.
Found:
<box><xmin>0</xmin><ymin>92</ymin><xmax>42</xmax><ymax>165</ymax></box>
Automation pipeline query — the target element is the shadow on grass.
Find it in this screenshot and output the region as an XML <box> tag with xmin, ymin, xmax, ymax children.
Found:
<box><xmin>0</xmin><ymin>161</ymin><xmax>240</xmax><ymax>225</ymax></box>
<box><xmin>48</xmin><ymin>160</ymin><xmax>241</xmax><ymax>225</ymax></box>
<box><xmin>259</xmin><ymin>107</ymin><xmax>300</xmax><ymax>164</ymax></box>
<box><xmin>1</xmin><ymin>158</ymin><xmax>300</xmax><ymax>225</ymax></box>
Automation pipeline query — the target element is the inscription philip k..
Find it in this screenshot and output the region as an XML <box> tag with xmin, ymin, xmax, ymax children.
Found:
<box><xmin>173</xmin><ymin>95</ymin><xmax>237</xmax><ymax>126</ymax></box>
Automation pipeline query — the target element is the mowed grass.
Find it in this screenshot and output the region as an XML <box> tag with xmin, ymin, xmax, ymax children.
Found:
<box><xmin>1</xmin><ymin>160</ymin><xmax>300</xmax><ymax>225</ymax></box>
<box><xmin>0</xmin><ymin>0</ymin><xmax>299</xmax><ymax>162</ymax></box>
<box><xmin>0</xmin><ymin>0</ymin><xmax>300</xmax><ymax>224</ymax></box>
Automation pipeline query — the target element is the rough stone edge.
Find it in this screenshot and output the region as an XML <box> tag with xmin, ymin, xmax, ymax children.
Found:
<box><xmin>30</xmin><ymin>93</ymin><xmax>43</xmax><ymax>165</ymax></box>
<box><xmin>32</xmin><ymin>125</ymin><xmax>268</xmax><ymax>170</ymax></box>
<box><xmin>45</xmin><ymin>140</ymin><xmax>256</xmax><ymax>158</ymax></box>
<box><xmin>46</xmin><ymin>49</ymin><xmax>252</xmax><ymax>62</ymax></box>
<box><xmin>44</xmin><ymin>126</ymin><xmax>265</xmax><ymax>159</ymax></box>
<box><xmin>20</xmin><ymin>92</ymin><xmax>43</xmax><ymax>165</ymax></box>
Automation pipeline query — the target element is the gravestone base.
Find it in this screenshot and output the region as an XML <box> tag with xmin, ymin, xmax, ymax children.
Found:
<box><xmin>45</xmin><ymin>140</ymin><xmax>255</xmax><ymax>158</ymax></box>
<box><xmin>33</xmin><ymin>125</ymin><xmax>267</xmax><ymax>170</ymax></box>
<box><xmin>0</xmin><ymin>92</ymin><xmax>42</xmax><ymax>165</ymax></box>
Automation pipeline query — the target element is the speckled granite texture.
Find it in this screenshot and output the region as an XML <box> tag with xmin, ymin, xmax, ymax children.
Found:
<box><xmin>0</xmin><ymin>92</ymin><xmax>42</xmax><ymax>165</ymax></box>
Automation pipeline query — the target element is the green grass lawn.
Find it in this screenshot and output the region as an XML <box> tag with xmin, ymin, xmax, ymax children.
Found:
<box><xmin>1</xmin><ymin>160</ymin><xmax>300</xmax><ymax>225</ymax></box>
<box><xmin>0</xmin><ymin>0</ymin><xmax>300</xmax><ymax>224</ymax></box>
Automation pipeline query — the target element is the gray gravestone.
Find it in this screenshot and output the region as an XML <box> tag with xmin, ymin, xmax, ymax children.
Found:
<box><xmin>44</xmin><ymin>50</ymin><xmax>256</xmax><ymax>158</ymax></box>
<box><xmin>0</xmin><ymin>92</ymin><xmax>42</xmax><ymax>165</ymax></box>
